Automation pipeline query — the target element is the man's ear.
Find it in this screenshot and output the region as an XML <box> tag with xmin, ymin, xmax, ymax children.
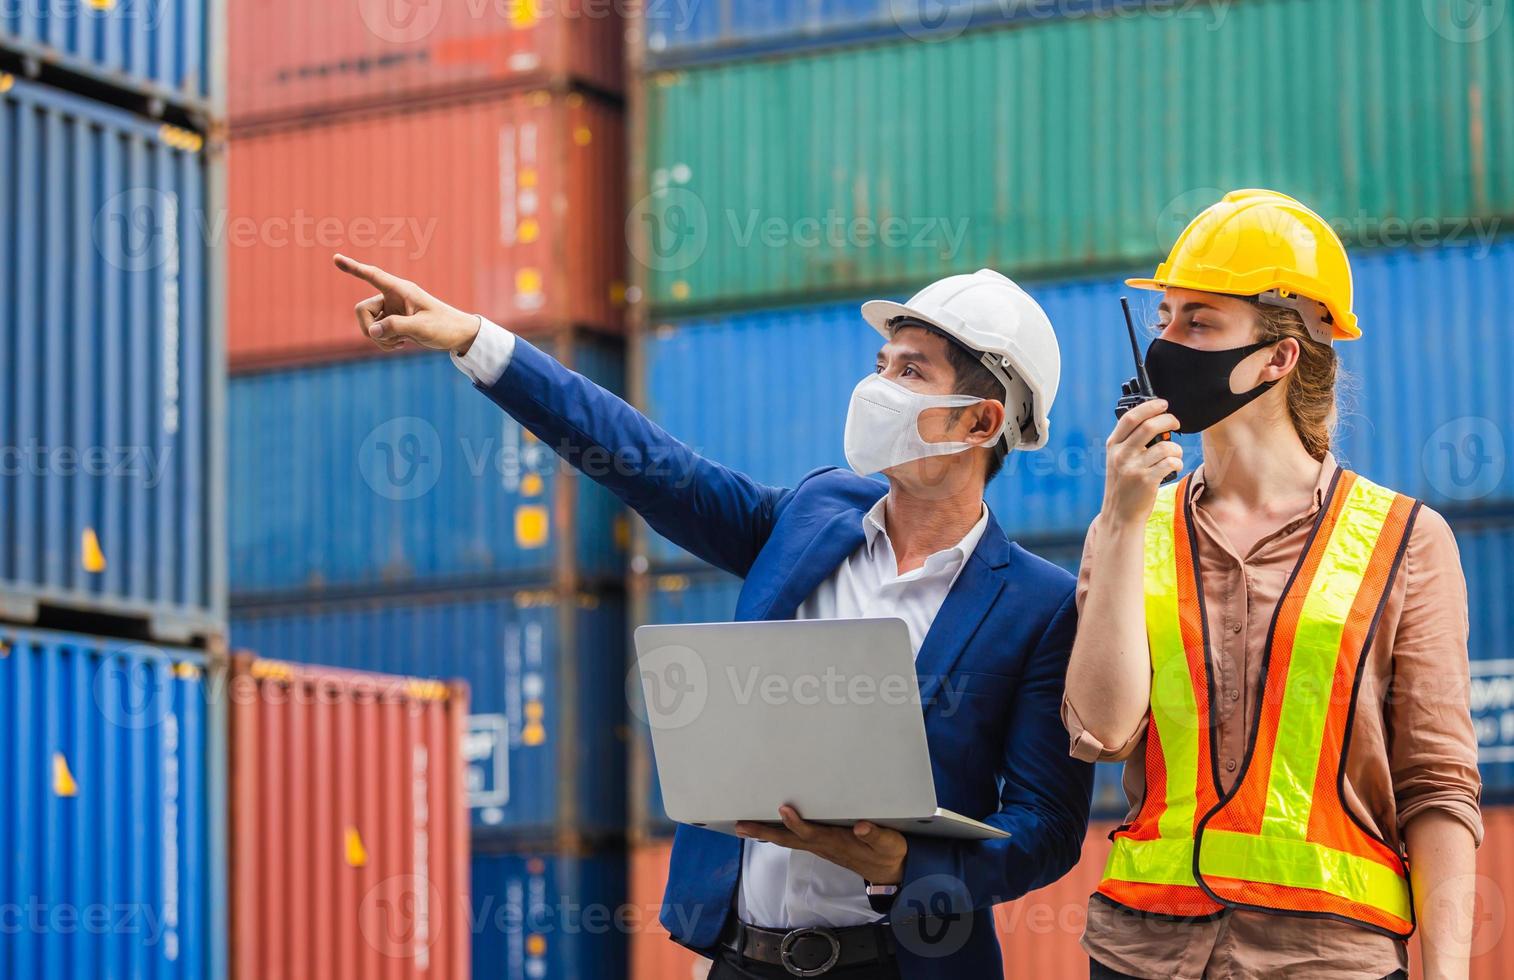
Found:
<box><xmin>968</xmin><ymin>400</ymin><xmax>1007</xmax><ymax>445</ymax></box>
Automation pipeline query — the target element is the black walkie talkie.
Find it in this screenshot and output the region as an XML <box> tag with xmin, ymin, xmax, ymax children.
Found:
<box><xmin>1113</xmin><ymin>297</ymin><xmax>1178</xmax><ymax>485</ymax></box>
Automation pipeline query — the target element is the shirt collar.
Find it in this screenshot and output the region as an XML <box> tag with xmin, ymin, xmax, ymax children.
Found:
<box><xmin>862</xmin><ymin>498</ymin><xmax>991</xmax><ymax>572</ymax></box>
<box><xmin>1187</xmin><ymin>451</ymin><xmax>1338</xmax><ymax>510</ymax></box>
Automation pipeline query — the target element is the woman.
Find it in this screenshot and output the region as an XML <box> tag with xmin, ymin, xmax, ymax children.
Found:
<box><xmin>1064</xmin><ymin>190</ymin><xmax>1481</xmax><ymax>980</ymax></box>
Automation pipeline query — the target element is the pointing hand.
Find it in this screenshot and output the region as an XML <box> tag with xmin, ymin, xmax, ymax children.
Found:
<box><xmin>333</xmin><ymin>254</ymin><xmax>481</xmax><ymax>355</ymax></box>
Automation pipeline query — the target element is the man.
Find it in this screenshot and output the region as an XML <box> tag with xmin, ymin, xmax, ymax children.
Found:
<box><xmin>334</xmin><ymin>255</ymin><xmax>1092</xmax><ymax>979</ymax></box>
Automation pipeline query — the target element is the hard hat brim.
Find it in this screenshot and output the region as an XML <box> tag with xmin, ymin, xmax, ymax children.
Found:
<box><xmin>1122</xmin><ymin>276</ymin><xmax>1361</xmax><ymax>341</ymax></box>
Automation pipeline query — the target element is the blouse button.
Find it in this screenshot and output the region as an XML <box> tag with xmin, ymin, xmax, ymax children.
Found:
<box><xmin>1230</xmin><ymin>622</ymin><xmax>1243</xmax><ymax>634</ymax></box>
<box><xmin>1225</xmin><ymin>759</ymin><xmax>1238</xmax><ymax>772</ymax></box>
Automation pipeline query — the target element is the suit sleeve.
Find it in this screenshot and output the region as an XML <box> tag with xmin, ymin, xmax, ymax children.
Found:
<box><xmin>898</xmin><ymin>587</ymin><xmax>1093</xmax><ymax>912</ymax></box>
<box><xmin>473</xmin><ymin>335</ymin><xmax>789</xmax><ymax>577</ymax></box>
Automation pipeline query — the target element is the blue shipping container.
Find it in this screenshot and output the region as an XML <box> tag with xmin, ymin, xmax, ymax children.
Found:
<box><xmin>1460</xmin><ymin>522</ymin><xmax>1514</xmax><ymax>802</ymax></box>
<box><xmin>0</xmin><ymin>0</ymin><xmax>216</xmax><ymax>112</ymax></box>
<box><xmin>0</xmin><ymin>75</ymin><xmax>224</xmax><ymax>643</ymax></box>
<box><xmin>228</xmin><ymin>340</ymin><xmax>626</xmax><ymax>600</ymax></box>
<box><xmin>638</xmin><ymin>239</ymin><xmax>1514</xmax><ymax>565</ymax></box>
<box><xmin>471</xmin><ymin>849</ymin><xmax>628</xmax><ymax>980</ymax></box>
<box><xmin>231</xmin><ymin>587</ymin><xmax>626</xmax><ymax>841</ymax></box>
<box><xmin>0</xmin><ymin>626</ymin><xmax>227</xmax><ymax>979</ymax></box>
<box><xmin>642</xmin><ymin>0</ymin><xmax>1140</xmax><ymax>65</ymax></box>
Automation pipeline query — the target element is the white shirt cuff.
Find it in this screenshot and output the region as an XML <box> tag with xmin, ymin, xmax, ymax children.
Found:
<box><xmin>451</xmin><ymin>316</ymin><xmax>516</xmax><ymax>386</ymax></box>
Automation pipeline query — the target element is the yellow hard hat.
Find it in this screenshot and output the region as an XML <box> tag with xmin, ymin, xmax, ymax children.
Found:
<box><xmin>1127</xmin><ymin>189</ymin><xmax>1358</xmax><ymax>343</ymax></box>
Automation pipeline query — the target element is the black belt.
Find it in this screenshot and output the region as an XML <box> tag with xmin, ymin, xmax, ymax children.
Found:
<box><xmin>720</xmin><ymin>918</ymin><xmax>896</xmax><ymax>977</ymax></box>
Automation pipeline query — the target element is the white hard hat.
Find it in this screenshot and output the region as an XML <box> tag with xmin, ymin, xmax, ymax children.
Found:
<box><xmin>861</xmin><ymin>269</ymin><xmax>1061</xmax><ymax>450</ymax></box>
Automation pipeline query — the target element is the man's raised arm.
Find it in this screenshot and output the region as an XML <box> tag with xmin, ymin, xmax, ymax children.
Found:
<box><xmin>334</xmin><ymin>254</ymin><xmax>789</xmax><ymax>577</ymax></box>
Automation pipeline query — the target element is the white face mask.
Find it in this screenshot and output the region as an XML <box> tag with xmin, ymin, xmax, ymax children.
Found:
<box><xmin>843</xmin><ymin>374</ymin><xmax>1010</xmax><ymax>477</ymax></box>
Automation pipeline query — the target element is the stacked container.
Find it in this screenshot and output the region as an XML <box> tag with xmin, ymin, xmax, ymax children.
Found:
<box><xmin>226</xmin><ymin>3</ymin><xmax>632</xmax><ymax>975</ymax></box>
<box><xmin>1</xmin><ymin>4</ymin><xmax>229</xmax><ymax>974</ymax></box>
<box><xmin>623</xmin><ymin>1</ymin><xmax>1514</xmax><ymax>973</ymax></box>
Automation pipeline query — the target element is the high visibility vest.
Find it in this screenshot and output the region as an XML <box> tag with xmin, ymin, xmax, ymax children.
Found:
<box><xmin>1097</xmin><ymin>469</ymin><xmax>1422</xmax><ymax>938</ymax></box>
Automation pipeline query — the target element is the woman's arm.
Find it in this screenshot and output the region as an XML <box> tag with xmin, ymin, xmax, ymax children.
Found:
<box><xmin>1388</xmin><ymin>506</ymin><xmax>1482</xmax><ymax>979</ymax></box>
<box><xmin>1406</xmin><ymin>812</ymin><xmax>1477</xmax><ymax>980</ymax></box>
<box><xmin>1064</xmin><ymin>398</ymin><xmax>1182</xmax><ymax>750</ymax></box>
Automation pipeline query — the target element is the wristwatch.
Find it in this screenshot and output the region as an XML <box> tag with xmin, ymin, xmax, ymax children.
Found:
<box><xmin>865</xmin><ymin>880</ymin><xmax>900</xmax><ymax>915</ymax></box>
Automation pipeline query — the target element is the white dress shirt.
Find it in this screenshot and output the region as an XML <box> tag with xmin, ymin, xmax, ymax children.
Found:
<box><xmin>454</xmin><ymin>317</ymin><xmax>991</xmax><ymax>929</ymax></box>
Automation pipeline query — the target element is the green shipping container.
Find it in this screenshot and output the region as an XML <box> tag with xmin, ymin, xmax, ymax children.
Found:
<box><xmin>639</xmin><ymin>0</ymin><xmax>1514</xmax><ymax>312</ymax></box>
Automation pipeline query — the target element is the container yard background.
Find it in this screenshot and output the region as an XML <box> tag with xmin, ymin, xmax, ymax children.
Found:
<box><xmin>2</xmin><ymin>1</ymin><xmax>1513</xmax><ymax>978</ymax></box>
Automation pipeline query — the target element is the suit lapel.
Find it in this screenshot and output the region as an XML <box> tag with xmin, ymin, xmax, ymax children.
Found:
<box><xmin>751</xmin><ymin>509</ymin><xmax>867</xmax><ymax>621</ymax></box>
<box><xmin>915</xmin><ymin>510</ymin><xmax>1011</xmax><ymax>710</ymax></box>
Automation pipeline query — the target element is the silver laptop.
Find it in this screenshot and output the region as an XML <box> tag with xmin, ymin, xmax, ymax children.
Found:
<box><xmin>632</xmin><ymin>617</ymin><xmax>1009</xmax><ymax>841</ymax></box>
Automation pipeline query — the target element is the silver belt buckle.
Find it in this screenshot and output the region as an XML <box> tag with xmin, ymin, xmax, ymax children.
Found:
<box><xmin>779</xmin><ymin>926</ymin><xmax>842</xmax><ymax>977</ymax></box>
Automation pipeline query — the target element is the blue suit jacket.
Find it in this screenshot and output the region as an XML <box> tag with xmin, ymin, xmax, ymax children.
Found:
<box><xmin>479</xmin><ymin>338</ymin><xmax>1093</xmax><ymax>979</ymax></box>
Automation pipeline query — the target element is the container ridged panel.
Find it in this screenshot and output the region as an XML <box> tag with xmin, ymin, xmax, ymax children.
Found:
<box><xmin>0</xmin><ymin>77</ymin><xmax>222</xmax><ymax>640</ymax></box>
<box><xmin>642</xmin><ymin>0</ymin><xmax>1514</xmax><ymax>311</ymax></box>
<box><xmin>0</xmin><ymin>627</ymin><xmax>226</xmax><ymax>979</ymax></box>
<box><xmin>228</xmin><ymin>338</ymin><xmax>626</xmax><ymax>598</ymax></box>
<box><xmin>470</xmin><ymin>849</ymin><xmax>628</xmax><ymax>980</ymax></box>
<box><xmin>227</xmin><ymin>656</ymin><xmax>471</xmax><ymax>980</ymax></box>
<box><xmin>230</xmin><ymin>588</ymin><xmax>628</xmax><ymax>841</ymax></box>
<box><xmin>229</xmin><ymin>0</ymin><xmax>623</xmax><ymax>123</ymax></box>
<box><xmin>0</xmin><ymin>0</ymin><xmax>211</xmax><ymax>108</ymax></box>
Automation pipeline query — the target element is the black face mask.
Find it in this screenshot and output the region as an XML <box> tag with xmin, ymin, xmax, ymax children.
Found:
<box><xmin>1144</xmin><ymin>338</ymin><xmax>1279</xmax><ymax>433</ymax></box>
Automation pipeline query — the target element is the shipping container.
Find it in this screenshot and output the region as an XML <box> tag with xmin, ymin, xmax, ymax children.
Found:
<box><xmin>228</xmin><ymin>339</ymin><xmax>626</xmax><ymax>599</ymax></box>
<box><xmin>638</xmin><ymin>0</ymin><xmax>1514</xmax><ymax>311</ymax></box>
<box><xmin>472</xmin><ymin>847</ymin><xmax>629</xmax><ymax>980</ymax></box>
<box><xmin>1459</xmin><ymin>521</ymin><xmax>1514</xmax><ymax>803</ymax></box>
<box><xmin>0</xmin><ymin>75</ymin><xmax>225</xmax><ymax>644</ymax></box>
<box><xmin>640</xmin><ymin>0</ymin><xmax>1141</xmax><ymax>65</ymax></box>
<box><xmin>227</xmin><ymin>654</ymin><xmax>470</xmax><ymax>980</ymax></box>
<box><xmin>630</xmin><ymin>570</ymin><xmax>741</xmax><ymax>839</ymax></box>
<box><xmin>0</xmin><ymin>626</ymin><xmax>227</xmax><ymax>979</ymax></box>
<box><xmin>227</xmin><ymin>89</ymin><xmax>625</xmax><ymax>369</ymax></box>
<box><xmin>632</xmin><ymin>812</ymin><xmax>1514</xmax><ymax>979</ymax></box>
<box><xmin>231</xmin><ymin>587</ymin><xmax>628</xmax><ymax>842</ymax></box>
<box><xmin>0</xmin><ymin>0</ymin><xmax>216</xmax><ymax>114</ymax></box>
<box><xmin>229</xmin><ymin>0</ymin><xmax>622</xmax><ymax>124</ymax></box>
<box><xmin>629</xmin><ymin>840</ymin><xmax>706</xmax><ymax>980</ymax></box>
<box><xmin>634</xmin><ymin>239</ymin><xmax>1514</xmax><ymax>563</ymax></box>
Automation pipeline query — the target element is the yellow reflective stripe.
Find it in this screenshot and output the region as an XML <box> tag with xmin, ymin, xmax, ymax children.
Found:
<box><xmin>1199</xmin><ymin>829</ymin><xmax>1411</xmax><ymax>922</ymax></box>
<box><xmin>1105</xmin><ymin>836</ymin><xmax>1199</xmax><ymax>888</ymax></box>
<box><xmin>1261</xmin><ymin>477</ymin><xmax>1396</xmax><ymax>841</ymax></box>
<box><xmin>1144</xmin><ymin>484</ymin><xmax>1201</xmax><ymax>842</ymax></box>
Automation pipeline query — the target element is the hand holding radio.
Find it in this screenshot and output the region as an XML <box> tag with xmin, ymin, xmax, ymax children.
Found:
<box><xmin>1104</xmin><ymin>298</ymin><xmax>1183</xmax><ymax>524</ymax></box>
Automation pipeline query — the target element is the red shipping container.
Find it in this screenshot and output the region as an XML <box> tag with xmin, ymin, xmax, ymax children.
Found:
<box><xmin>227</xmin><ymin>89</ymin><xmax>625</xmax><ymax>370</ymax></box>
<box><xmin>632</xmin><ymin>812</ymin><xmax>1514</xmax><ymax>978</ymax></box>
<box><xmin>228</xmin><ymin>655</ymin><xmax>471</xmax><ymax>979</ymax></box>
<box><xmin>229</xmin><ymin>0</ymin><xmax>624</xmax><ymax>124</ymax></box>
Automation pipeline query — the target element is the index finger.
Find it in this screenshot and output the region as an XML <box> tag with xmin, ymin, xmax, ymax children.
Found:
<box><xmin>333</xmin><ymin>253</ymin><xmax>400</xmax><ymax>291</ymax></box>
<box><xmin>1110</xmin><ymin>396</ymin><xmax>1169</xmax><ymax>445</ymax></box>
